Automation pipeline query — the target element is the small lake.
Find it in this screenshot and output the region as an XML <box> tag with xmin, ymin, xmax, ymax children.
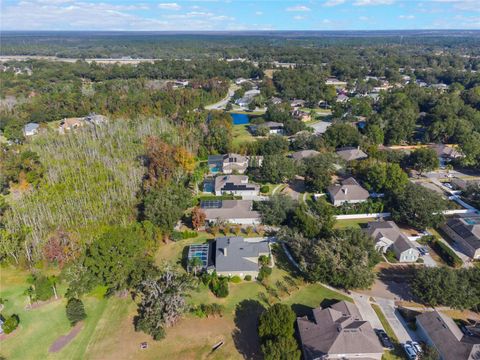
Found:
<box><xmin>230</xmin><ymin>113</ymin><xmax>250</xmax><ymax>125</ymax></box>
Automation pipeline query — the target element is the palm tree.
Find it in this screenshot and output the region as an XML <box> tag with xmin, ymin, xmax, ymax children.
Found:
<box><xmin>189</xmin><ymin>257</ymin><xmax>203</xmax><ymax>277</ymax></box>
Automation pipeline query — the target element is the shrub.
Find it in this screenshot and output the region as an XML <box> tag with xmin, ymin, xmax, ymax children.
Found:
<box><xmin>33</xmin><ymin>275</ymin><xmax>55</xmax><ymax>301</ymax></box>
<box><xmin>244</xmin><ymin>275</ymin><xmax>252</xmax><ymax>281</ymax></box>
<box><xmin>260</xmin><ymin>185</ymin><xmax>270</xmax><ymax>194</ymax></box>
<box><xmin>2</xmin><ymin>314</ymin><xmax>20</xmax><ymax>334</ymax></box>
<box><xmin>257</xmin><ymin>266</ymin><xmax>272</xmax><ymax>282</ymax></box>
<box><xmin>66</xmin><ymin>298</ymin><xmax>87</xmax><ymax>326</ymax></box>
<box><xmin>385</xmin><ymin>249</ymin><xmax>398</xmax><ymax>263</ymax></box>
<box><xmin>259</xmin><ymin>255</ymin><xmax>270</xmax><ymax>266</ymax></box>
<box><xmin>211</xmin><ymin>276</ymin><xmax>229</xmax><ymax>298</ymax></box>
<box><xmin>428</xmin><ymin>237</ymin><xmax>463</xmax><ymax>268</ymax></box>
<box><xmin>230</xmin><ymin>275</ymin><xmax>242</xmax><ymax>283</ymax></box>
<box><xmin>182</xmin><ymin>230</ymin><xmax>198</xmax><ymax>239</ymax></box>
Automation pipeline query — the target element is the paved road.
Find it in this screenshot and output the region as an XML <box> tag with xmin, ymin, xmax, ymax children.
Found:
<box><xmin>351</xmin><ymin>293</ymin><xmax>384</xmax><ymax>330</ymax></box>
<box><xmin>375</xmin><ymin>298</ymin><xmax>418</xmax><ymax>344</ymax></box>
<box><xmin>205</xmin><ymin>85</ymin><xmax>236</xmax><ymax>110</ymax></box>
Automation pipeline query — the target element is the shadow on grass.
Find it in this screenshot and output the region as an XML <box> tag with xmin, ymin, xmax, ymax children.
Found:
<box><xmin>271</xmin><ymin>244</ymin><xmax>304</xmax><ymax>279</ymax></box>
<box><xmin>232</xmin><ymin>299</ymin><xmax>266</xmax><ymax>360</ymax></box>
<box><xmin>290</xmin><ymin>303</ymin><xmax>313</xmax><ymax>318</ymax></box>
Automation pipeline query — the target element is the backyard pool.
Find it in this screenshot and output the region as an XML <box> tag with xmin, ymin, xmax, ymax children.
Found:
<box><xmin>230</xmin><ymin>113</ymin><xmax>250</xmax><ymax>125</ymax></box>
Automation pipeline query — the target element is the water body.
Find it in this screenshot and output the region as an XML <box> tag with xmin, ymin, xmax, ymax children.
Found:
<box><xmin>230</xmin><ymin>113</ymin><xmax>250</xmax><ymax>125</ymax></box>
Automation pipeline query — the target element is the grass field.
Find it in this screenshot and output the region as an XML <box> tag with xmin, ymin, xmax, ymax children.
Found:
<box><xmin>231</xmin><ymin>124</ymin><xmax>256</xmax><ymax>147</ymax></box>
<box><xmin>334</xmin><ymin>218</ymin><xmax>372</xmax><ymax>229</ymax></box>
<box><xmin>1</xmin><ymin>239</ymin><xmax>351</xmax><ymax>360</ymax></box>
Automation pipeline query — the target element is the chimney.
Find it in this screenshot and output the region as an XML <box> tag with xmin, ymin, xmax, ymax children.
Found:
<box><xmin>223</xmin><ymin>247</ymin><xmax>227</xmax><ymax>256</ymax></box>
<box><xmin>343</xmin><ymin>188</ymin><xmax>348</xmax><ymax>195</ymax></box>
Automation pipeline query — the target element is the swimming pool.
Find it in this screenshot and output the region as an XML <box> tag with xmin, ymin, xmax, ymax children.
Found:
<box><xmin>230</xmin><ymin>113</ymin><xmax>250</xmax><ymax>125</ymax></box>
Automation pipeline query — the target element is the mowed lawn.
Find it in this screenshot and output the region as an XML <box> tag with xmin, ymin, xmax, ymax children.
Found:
<box><xmin>1</xmin><ymin>237</ymin><xmax>351</xmax><ymax>360</ymax></box>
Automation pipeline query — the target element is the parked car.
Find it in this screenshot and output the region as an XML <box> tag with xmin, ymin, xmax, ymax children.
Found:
<box><xmin>461</xmin><ymin>325</ymin><xmax>474</xmax><ymax>337</ymax></box>
<box><xmin>374</xmin><ymin>329</ymin><xmax>394</xmax><ymax>350</ymax></box>
<box><xmin>403</xmin><ymin>343</ymin><xmax>417</xmax><ymax>360</ymax></box>
<box><xmin>409</xmin><ymin>341</ymin><xmax>422</xmax><ymax>355</ymax></box>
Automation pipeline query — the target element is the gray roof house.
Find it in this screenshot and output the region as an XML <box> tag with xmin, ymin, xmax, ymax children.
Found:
<box><xmin>327</xmin><ymin>178</ymin><xmax>370</xmax><ymax>206</ymax></box>
<box><xmin>249</xmin><ymin>121</ymin><xmax>285</xmax><ymax>136</ymax></box>
<box><xmin>200</xmin><ymin>199</ymin><xmax>260</xmax><ymax>225</ymax></box>
<box><xmin>336</xmin><ymin>147</ymin><xmax>368</xmax><ymax>162</ymax></box>
<box><xmin>214</xmin><ymin>236</ymin><xmax>270</xmax><ymax>277</ymax></box>
<box><xmin>365</xmin><ymin>221</ymin><xmax>419</xmax><ymax>262</ymax></box>
<box><xmin>290</xmin><ymin>150</ymin><xmax>320</xmax><ymax>161</ymax></box>
<box><xmin>208</xmin><ymin>153</ymin><xmax>249</xmax><ymax>174</ymax></box>
<box><xmin>297</xmin><ymin>301</ymin><xmax>384</xmax><ymax>360</ymax></box>
<box><xmin>23</xmin><ymin>122</ymin><xmax>39</xmax><ymax>137</ymax></box>
<box><xmin>416</xmin><ymin>310</ymin><xmax>480</xmax><ymax>360</ymax></box>
<box><xmin>214</xmin><ymin>175</ymin><xmax>260</xmax><ymax>199</ymax></box>
<box><xmin>441</xmin><ymin>214</ymin><xmax>480</xmax><ymax>259</ymax></box>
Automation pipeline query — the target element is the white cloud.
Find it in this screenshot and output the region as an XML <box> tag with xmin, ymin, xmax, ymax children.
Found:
<box><xmin>323</xmin><ymin>0</ymin><xmax>345</xmax><ymax>6</ymax></box>
<box><xmin>321</xmin><ymin>19</ymin><xmax>332</xmax><ymax>24</ymax></box>
<box><xmin>255</xmin><ymin>11</ymin><xmax>263</xmax><ymax>15</ymax></box>
<box><xmin>353</xmin><ymin>0</ymin><xmax>394</xmax><ymax>6</ymax></box>
<box><xmin>293</xmin><ymin>15</ymin><xmax>306</xmax><ymax>20</ymax></box>
<box><xmin>158</xmin><ymin>2</ymin><xmax>181</xmax><ymax>10</ymax></box>
<box><xmin>358</xmin><ymin>16</ymin><xmax>371</xmax><ymax>20</ymax></box>
<box><xmin>286</xmin><ymin>5</ymin><xmax>311</xmax><ymax>12</ymax></box>
<box><xmin>399</xmin><ymin>15</ymin><xmax>415</xmax><ymax>19</ymax></box>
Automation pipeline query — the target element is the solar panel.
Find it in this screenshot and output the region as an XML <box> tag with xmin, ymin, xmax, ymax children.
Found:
<box><xmin>200</xmin><ymin>200</ymin><xmax>222</xmax><ymax>209</ymax></box>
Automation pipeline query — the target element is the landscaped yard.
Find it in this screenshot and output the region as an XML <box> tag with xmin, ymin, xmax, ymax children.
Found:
<box><xmin>334</xmin><ymin>218</ymin><xmax>372</xmax><ymax>229</ymax></box>
<box><xmin>1</xmin><ymin>238</ymin><xmax>352</xmax><ymax>360</ymax></box>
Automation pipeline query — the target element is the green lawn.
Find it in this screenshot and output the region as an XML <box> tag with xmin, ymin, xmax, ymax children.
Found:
<box><xmin>334</xmin><ymin>218</ymin><xmax>372</xmax><ymax>229</ymax></box>
<box><xmin>372</xmin><ymin>303</ymin><xmax>407</xmax><ymax>360</ymax></box>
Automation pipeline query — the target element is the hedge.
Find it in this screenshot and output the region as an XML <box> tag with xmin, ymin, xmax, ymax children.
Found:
<box><xmin>429</xmin><ymin>238</ymin><xmax>463</xmax><ymax>268</ymax></box>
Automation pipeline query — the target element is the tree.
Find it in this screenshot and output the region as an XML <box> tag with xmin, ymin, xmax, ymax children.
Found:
<box><xmin>282</xmin><ymin>229</ymin><xmax>380</xmax><ymax>289</ymax></box>
<box><xmin>83</xmin><ymin>225</ymin><xmax>154</xmax><ymax>292</ymax></box>
<box><xmin>365</xmin><ymin>124</ymin><xmax>384</xmax><ymax>145</ymax></box>
<box><xmin>191</xmin><ymin>207</ymin><xmax>206</xmax><ymax>230</ymax></box>
<box><xmin>419</xmin><ymin>346</ymin><xmax>440</xmax><ymax>360</ymax></box>
<box><xmin>408</xmin><ymin>148</ymin><xmax>439</xmax><ymax>174</ymax></box>
<box><xmin>324</xmin><ymin>123</ymin><xmax>361</xmax><ymax>148</ymax></box>
<box><xmin>188</xmin><ymin>257</ymin><xmax>203</xmax><ymax>276</ymax></box>
<box><xmin>257</xmin><ymin>135</ymin><xmax>289</xmax><ymax>155</ymax></box>
<box><xmin>256</xmin><ymin>195</ymin><xmax>296</xmax><ymax>226</ymax></box>
<box><xmin>135</xmin><ymin>267</ymin><xmax>194</xmax><ymax>340</ymax></box>
<box><xmin>257</xmin><ymin>155</ymin><xmax>296</xmax><ymax>183</ymax></box>
<box><xmin>388</xmin><ymin>183</ymin><xmax>447</xmax><ymax>229</ymax></box>
<box><xmin>258</xmin><ymin>303</ymin><xmax>300</xmax><ymax>360</ymax></box>
<box><xmin>43</xmin><ymin>229</ymin><xmax>80</xmax><ymax>268</ymax></box>
<box><xmin>2</xmin><ymin>314</ymin><xmax>20</xmax><ymax>334</ymax></box>
<box><xmin>66</xmin><ymin>298</ymin><xmax>87</xmax><ymax>326</ymax></box>
<box><xmin>143</xmin><ymin>182</ymin><xmax>192</xmax><ymax>235</ymax></box>
<box><xmin>304</xmin><ymin>154</ymin><xmax>335</xmax><ymax>192</ymax></box>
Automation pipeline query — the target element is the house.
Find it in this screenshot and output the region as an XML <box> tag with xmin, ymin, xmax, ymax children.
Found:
<box><xmin>365</xmin><ymin>221</ymin><xmax>420</xmax><ymax>262</ymax></box>
<box><xmin>292</xmin><ymin>109</ymin><xmax>312</xmax><ymax>122</ymax></box>
<box><xmin>451</xmin><ymin>177</ymin><xmax>480</xmax><ymax>191</ymax></box>
<box><xmin>416</xmin><ymin>310</ymin><xmax>480</xmax><ymax>360</ymax></box>
<box><xmin>59</xmin><ymin>117</ymin><xmax>85</xmax><ymax>133</ymax></box>
<box><xmin>23</xmin><ymin>122</ymin><xmax>39</xmax><ymax>137</ymax></box>
<box><xmin>367</xmin><ymin>93</ymin><xmax>380</xmax><ymax>102</ymax></box>
<box><xmin>336</xmin><ymin>94</ymin><xmax>349</xmax><ymax>103</ymax></box>
<box><xmin>249</xmin><ymin>121</ymin><xmax>285</xmax><ymax>135</ymax></box>
<box><xmin>270</xmin><ymin>97</ymin><xmax>282</xmax><ymax>105</ymax></box>
<box><xmin>441</xmin><ymin>214</ymin><xmax>480</xmax><ymax>259</ymax></box>
<box><xmin>214</xmin><ymin>175</ymin><xmax>260</xmax><ymax>199</ymax></box>
<box><xmin>208</xmin><ymin>153</ymin><xmax>249</xmax><ymax>174</ymax></box>
<box><xmin>200</xmin><ymin>199</ymin><xmax>260</xmax><ymax>225</ymax></box>
<box><xmin>192</xmin><ymin>236</ymin><xmax>270</xmax><ymax>277</ymax></box>
<box><xmin>290</xmin><ymin>99</ymin><xmax>306</xmax><ymax>109</ymax></box>
<box><xmin>289</xmin><ymin>150</ymin><xmax>320</xmax><ymax>161</ymax></box>
<box><xmin>430</xmin><ymin>83</ymin><xmax>449</xmax><ymax>91</ymax></box>
<box><xmin>327</xmin><ymin>177</ymin><xmax>370</xmax><ymax>206</ymax></box>
<box><xmin>235</xmin><ymin>89</ymin><xmax>260</xmax><ymax>107</ymax></box>
<box><xmin>336</xmin><ymin>147</ymin><xmax>368</xmax><ymax>162</ymax></box>
<box><xmin>325</xmin><ymin>77</ymin><xmax>347</xmax><ymax>89</ymax></box>
<box><xmin>297</xmin><ymin>301</ymin><xmax>384</xmax><ymax>360</ymax></box>
<box><xmin>432</xmin><ymin>144</ymin><xmax>463</xmax><ymax>163</ymax></box>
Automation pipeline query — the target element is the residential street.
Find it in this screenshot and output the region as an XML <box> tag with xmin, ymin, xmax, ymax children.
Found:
<box><xmin>205</xmin><ymin>84</ymin><xmax>237</xmax><ymax>110</ymax></box>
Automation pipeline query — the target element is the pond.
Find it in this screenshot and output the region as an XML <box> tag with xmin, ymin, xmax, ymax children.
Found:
<box><xmin>230</xmin><ymin>113</ymin><xmax>250</xmax><ymax>125</ymax></box>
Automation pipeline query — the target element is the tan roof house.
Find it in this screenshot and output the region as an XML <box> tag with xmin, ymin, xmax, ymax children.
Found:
<box><xmin>297</xmin><ymin>301</ymin><xmax>384</xmax><ymax>360</ymax></box>
<box><xmin>327</xmin><ymin>178</ymin><xmax>370</xmax><ymax>206</ymax></box>
<box><xmin>290</xmin><ymin>150</ymin><xmax>320</xmax><ymax>161</ymax></box>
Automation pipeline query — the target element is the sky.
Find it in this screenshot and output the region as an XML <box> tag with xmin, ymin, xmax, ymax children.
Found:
<box><xmin>1</xmin><ymin>0</ymin><xmax>479</xmax><ymax>31</ymax></box>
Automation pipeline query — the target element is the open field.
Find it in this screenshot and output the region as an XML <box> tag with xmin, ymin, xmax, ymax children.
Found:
<box><xmin>1</xmin><ymin>241</ymin><xmax>350</xmax><ymax>360</ymax></box>
<box><xmin>231</xmin><ymin>124</ymin><xmax>256</xmax><ymax>147</ymax></box>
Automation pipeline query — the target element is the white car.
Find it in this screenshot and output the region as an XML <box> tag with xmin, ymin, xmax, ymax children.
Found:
<box><xmin>403</xmin><ymin>343</ymin><xmax>417</xmax><ymax>360</ymax></box>
<box><xmin>410</xmin><ymin>341</ymin><xmax>422</xmax><ymax>355</ymax></box>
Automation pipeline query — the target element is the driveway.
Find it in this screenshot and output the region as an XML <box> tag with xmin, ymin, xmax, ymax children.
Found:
<box><xmin>375</xmin><ymin>298</ymin><xmax>419</xmax><ymax>344</ymax></box>
<box><xmin>421</xmin><ymin>253</ymin><xmax>437</xmax><ymax>267</ymax></box>
<box><xmin>351</xmin><ymin>293</ymin><xmax>384</xmax><ymax>330</ymax></box>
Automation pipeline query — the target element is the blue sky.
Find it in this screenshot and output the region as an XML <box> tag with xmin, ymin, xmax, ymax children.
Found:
<box><xmin>1</xmin><ymin>0</ymin><xmax>479</xmax><ymax>31</ymax></box>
